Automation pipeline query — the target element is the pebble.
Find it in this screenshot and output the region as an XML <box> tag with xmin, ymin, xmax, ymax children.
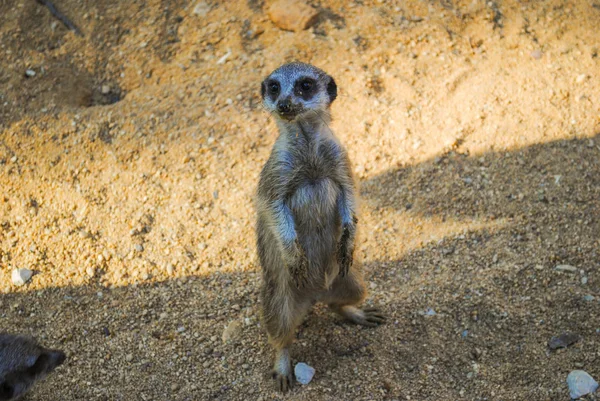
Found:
<box><xmin>581</xmin><ymin>276</ymin><xmax>588</xmax><ymax>285</ymax></box>
<box><xmin>575</xmin><ymin>74</ymin><xmax>587</xmax><ymax>84</ymax></box>
<box><xmin>222</xmin><ymin>320</ymin><xmax>242</xmax><ymax>344</ymax></box>
<box><xmin>294</xmin><ymin>362</ymin><xmax>315</xmax><ymax>385</ymax></box>
<box><xmin>531</xmin><ymin>49</ymin><xmax>543</xmax><ymax>59</ymax></box>
<box><xmin>193</xmin><ymin>1</ymin><xmax>210</xmax><ymax>16</ymax></box>
<box><xmin>216</xmin><ymin>50</ymin><xmax>231</xmax><ymax>65</ymax></box>
<box><xmin>548</xmin><ymin>333</ymin><xmax>580</xmax><ymax>350</ymax></box>
<box><xmin>584</xmin><ymin>295</ymin><xmax>595</xmax><ymax>302</ymax></box>
<box><xmin>25</xmin><ymin>69</ymin><xmax>36</xmax><ymax>77</ymax></box>
<box><xmin>134</xmin><ymin>244</ymin><xmax>144</xmax><ymax>252</ymax></box>
<box><xmin>421</xmin><ymin>307</ymin><xmax>436</xmax><ymax>316</ymax></box>
<box><xmin>166</xmin><ymin>263</ymin><xmax>174</xmax><ymax>275</ymax></box>
<box><xmin>125</xmin><ymin>354</ymin><xmax>134</xmax><ymax>362</ymax></box>
<box><xmin>268</xmin><ymin>0</ymin><xmax>319</xmax><ymax>32</ymax></box>
<box><xmin>567</xmin><ymin>370</ymin><xmax>598</xmax><ymax>399</ymax></box>
<box><xmin>101</xmin><ymin>85</ymin><xmax>111</xmax><ymax>94</ymax></box>
<box><xmin>11</xmin><ymin>268</ymin><xmax>33</xmax><ymax>286</ymax></box>
<box><xmin>555</xmin><ymin>264</ymin><xmax>578</xmax><ymax>273</ymax></box>
<box><xmin>86</xmin><ymin>266</ymin><xmax>95</xmax><ymax>278</ymax></box>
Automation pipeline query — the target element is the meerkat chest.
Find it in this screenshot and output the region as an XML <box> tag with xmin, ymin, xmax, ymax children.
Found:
<box><xmin>288</xmin><ymin>143</ymin><xmax>342</xmax><ymax>212</ymax></box>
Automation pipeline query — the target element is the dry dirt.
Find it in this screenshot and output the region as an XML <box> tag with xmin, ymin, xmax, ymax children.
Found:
<box><xmin>1</xmin><ymin>0</ymin><xmax>600</xmax><ymax>400</ymax></box>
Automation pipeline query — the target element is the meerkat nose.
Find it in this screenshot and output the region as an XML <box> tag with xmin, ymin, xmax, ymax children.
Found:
<box><xmin>277</xmin><ymin>99</ymin><xmax>291</xmax><ymax>113</ymax></box>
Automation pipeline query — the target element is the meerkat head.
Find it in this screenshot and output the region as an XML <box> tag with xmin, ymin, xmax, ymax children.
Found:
<box><xmin>0</xmin><ymin>334</ymin><xmax>66</xmax><ymax>401</ymax></box>
<box><xmin>261</xmin><ymin>62</ymin><xmax>337</xmax><ymax>122</ymax></box>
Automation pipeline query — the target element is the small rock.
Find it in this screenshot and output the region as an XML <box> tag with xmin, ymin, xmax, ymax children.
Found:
<box><xmin>567</xmin><ymin>370</ymin><xmax>598</xmax><ymax>399</ymax></box>
<box><xmin>576</xmin><ymin>74</ymin><xmax>587</xmax><ymax>84</ymax></box>
<box><xmin>424</xmin><ymin>307</ymin><xmax>437</xmax><ymax>316</ymax></box>
<box><xmin>86</xmin><ymin>266</ymin><xmax>95</xmax><ymax>278</ymax></box>
<box><xmin>166</xmin><ymin>263</ymin><xmax>174</xmax><ymax>275</ymax></box>
<box><xmin>268</xmin><ymin>0</ymin><xmax>319</xmax><ymax>32</ymax></box>
<box><xmin>11</xmin><ymin>268</ymin><xmax>33</xmax><ymax>286</ymax></box>
<box><xmin>584</xmin><ymin>295</ymin><xmax>595</xmax><ymax>302</ymax></box>
<box><xmin>125</xmin><ymin>354</ymin><xmax>134</xmax><ymax>362</ymax></box>
<box><xmin>294</xmin><ymin>362</ymin><xmax>315</xmax><ymax>385</ymax></box>
<box><xmin>555</xmin><ymin>264</ymin><xmax>578</xmax><ymax>273</ymax></box>
<box><xmin>548</xmin><ymin>333</ymin><xmax>580</xmax><ymax>350</ymax></box>
<box><xmin>581</xmin><ymin>276</ymin><xmax>588</xmax><ymax>285</ymax></box>
<box><xmin>222</xmin><ymin>320</ymin><xmax>242</xmax><ymax>344</ymax></box>
<box><xmin>531</xmin><ymin>49</ymin><xmax>543</xmax><ymax>59</ymax></box>
<box><xmin>134</xmin><ymin>244</ymin><xmax>144</xmax><ymax>252</ymax></box>
<box><xmin>25</xmin><ymin>69</ymin><xmax>36</xmax><ymax>77</ymax></box>
<box><xmin>193</xmin><ymin>1</ymin><xmax>210</xmax><ymax>16</ymax></box>
<box><xmin>101</xmin><ymin>85</ymin><xmax>111</xmax><ymax>94</ymax></box>
<box><xmin>216</xmin><ymin>50</ymin><xmax>231</xmax><ymax>65</ymax></box>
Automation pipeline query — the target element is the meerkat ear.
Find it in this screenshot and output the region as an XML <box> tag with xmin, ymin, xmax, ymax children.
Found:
<box><xmin>326</xmin><ymin>77</ymin><xmax>337</xmax><ymax>103</ymax></box>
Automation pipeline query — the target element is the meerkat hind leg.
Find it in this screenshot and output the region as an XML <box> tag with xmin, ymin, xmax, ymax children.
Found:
<box><xmin>272</xmin><ymin>345</ymin><xmax>293</xmax><ymax>392</ymax></box>
<box><xmin>263</xmin><ymin>287</ymin><xmax>312</xmax><ymax>392</ymax></box>
<box><xmin>325</xmin><ymin>270</ymin><xmax>386</xmax><ymax>327</ymax></box>
<box><xmin>332</xmin><ymin>305</ymin><xmax>386</xmax><ymax>327</ymax></box>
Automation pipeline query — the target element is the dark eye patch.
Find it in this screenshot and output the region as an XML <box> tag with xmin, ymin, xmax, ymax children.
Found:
<box><xmin>294</xmin><ymin>77</ymin><xmax>317</xmax><ymax>101</ymax></box>
<box><xmin>262</xmin><ymin>79</ymin><xmax>280</xmax><ymax>102</ymax></box>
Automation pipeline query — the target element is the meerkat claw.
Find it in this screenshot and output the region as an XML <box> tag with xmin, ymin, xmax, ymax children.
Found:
<box><xmin>272</xmin><ymin>370</ymin><xmax>294</xmax><ymax>393</ymax></box>
<box><xmin>337</xmin><ymin>305</ymin><xmax>387</xmax><ymax>327</ymax></box>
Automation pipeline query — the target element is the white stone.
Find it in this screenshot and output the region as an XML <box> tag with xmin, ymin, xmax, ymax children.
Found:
<box><xmin>567</xmin><ymin>370</ymin><xmax>598</xmax><ymax>399</ymax></box>
<box><xmin>294</xmin><ymin>362</ymin><xmax>315</xmax><ymax>385</ymax></box>
<box><xmin>555</xmin><ymin>264</ymin><xmax>578</xmax><ymax>273</ymax></box>
<box><xmin>11</xmin><ymin>268</ymin><xmax>33</xmax><ymax>286</ymax></box>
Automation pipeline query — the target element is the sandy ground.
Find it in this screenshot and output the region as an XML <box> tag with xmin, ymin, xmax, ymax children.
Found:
<box><xmin>1</xmin><ymin>0</ymin><xmax>599</xmax><ymax>400</ymax></box>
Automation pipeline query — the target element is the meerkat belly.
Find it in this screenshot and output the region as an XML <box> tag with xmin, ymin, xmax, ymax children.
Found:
<box><xmin>289</xmin><ymin>177</ymin><xmax>341</xmax><ymax>285</ymax></box>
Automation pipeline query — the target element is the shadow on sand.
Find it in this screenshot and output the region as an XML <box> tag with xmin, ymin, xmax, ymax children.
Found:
<box><xmin>1</xmin><ymin>134</ymin><xmax>599</xmax><ymax>400</ymax></box>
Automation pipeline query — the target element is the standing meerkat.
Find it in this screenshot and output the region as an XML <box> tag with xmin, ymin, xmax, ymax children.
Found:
<box><xmin>255</xmin><ymin>62</ymin><xmax>385</xmax><ymax>392</ymax></box>
<box><xmin>0</xmin><ymin>333</ymin><xmax>66</xmax><ymax>400</ymax></box>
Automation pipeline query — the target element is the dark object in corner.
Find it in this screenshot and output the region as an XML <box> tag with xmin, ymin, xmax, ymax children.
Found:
<box><xmin>36</xmin><ymin>0</ymin><xmax>83</xmax><ymax>37</ymax></box>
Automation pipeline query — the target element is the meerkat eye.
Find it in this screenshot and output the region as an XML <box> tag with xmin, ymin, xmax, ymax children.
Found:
<box><xmin>268</xmin><ymin>82</ymin><xmax>280</xmax><ymax>94</ymax></box>
<box><xmin>300</xmin><ymin>80</ymin><xmax>313</xmax><ymax>91</ymax></box>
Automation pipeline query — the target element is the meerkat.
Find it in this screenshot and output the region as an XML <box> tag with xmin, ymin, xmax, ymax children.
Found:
<box><xmin>255</xmin><ymin>62</ymin><xmax>386</xmax><ymax>392</ymax></box>
<box><xmin>0</xmin><ymin>333</ymin><xmax>66</xmax><ymax>401</ymax></box>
